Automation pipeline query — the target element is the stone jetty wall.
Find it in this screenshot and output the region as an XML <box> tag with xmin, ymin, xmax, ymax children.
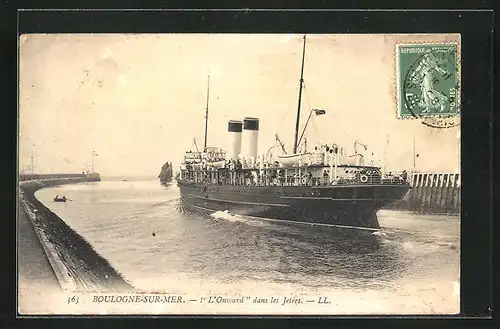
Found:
<box><xmin>18</xmin><ymin>174</ymin><xmax>134</xmax><ymax>292</ymax></box>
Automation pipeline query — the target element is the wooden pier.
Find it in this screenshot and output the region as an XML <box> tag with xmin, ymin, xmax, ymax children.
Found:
<box><xmin>384</xmin><ymin>171</ymin><xmax>460</xmax><ymax>215</ymax></box>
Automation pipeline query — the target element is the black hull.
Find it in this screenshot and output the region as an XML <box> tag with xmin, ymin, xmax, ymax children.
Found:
<box><xmin>177</xmin><ymin>180</ymin><xmax>409</xmax><ymax>229</ymax></box>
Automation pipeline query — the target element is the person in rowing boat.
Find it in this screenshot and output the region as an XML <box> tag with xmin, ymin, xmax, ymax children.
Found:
<box><xmin>54</xmin><ymin>195</ymin><xmax>66</xmax><ymax>202</ymax></box>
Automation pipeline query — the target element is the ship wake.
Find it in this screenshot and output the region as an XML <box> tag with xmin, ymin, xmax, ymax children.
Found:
<box><xmin>210</xmin><ymin>210</ymin><xmax>251</xmax><ymax>223</ymax></box>
<box><xmin>209</xmin><ymin>210</ymin><xmax>269</xmax><ymax>227</ymax></box>
<box><xmin>374</xmin><ymin>226</ymin><xmax>459</xmax><ymax>252</ymax></box>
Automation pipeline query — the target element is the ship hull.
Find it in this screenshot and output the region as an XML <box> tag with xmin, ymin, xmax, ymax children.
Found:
<box><xmin>177</xmin><ymin>180</ymin><xmax>409</xmax><ymax>229</ymax></box>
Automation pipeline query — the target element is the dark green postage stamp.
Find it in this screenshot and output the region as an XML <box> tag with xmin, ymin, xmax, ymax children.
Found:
<box><xmin>396</xmin><ymin>43</ymin><xmax>460</xmax><ymax>119</ymax></box>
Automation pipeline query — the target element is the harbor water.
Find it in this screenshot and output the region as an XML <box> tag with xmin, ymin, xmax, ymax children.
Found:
<box><xmin>34</xmin><ymin>179</ymin><xmax>460</xmax><ymax>314</ymax></box>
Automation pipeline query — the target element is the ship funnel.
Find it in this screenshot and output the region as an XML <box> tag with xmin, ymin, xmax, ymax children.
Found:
<box><xmin>242</xmin><ymin>117</ymin><xmax>259</xmax><ymax>160</ymax></box>
<box><xmin>227</xmin><ymin>120</ymin><xmax>243</xmax><ymax>160</ymax></box>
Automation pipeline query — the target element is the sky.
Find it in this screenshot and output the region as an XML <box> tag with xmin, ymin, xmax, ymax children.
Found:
<box><xmin>19</xmin><ymin>33</ymin><xmax>460</xmax><ymax>176</ymax></box>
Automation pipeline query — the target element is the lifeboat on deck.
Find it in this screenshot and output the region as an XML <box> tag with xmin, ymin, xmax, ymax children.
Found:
<box><xmin>206</xmin><ymin>160</ymin><xmax>226</xmax><ymax>168</ymax></box>
<box><xmin>277</xmin><ymin>153</ymin><xmax>312</xmax><ymax>167</ymax></box>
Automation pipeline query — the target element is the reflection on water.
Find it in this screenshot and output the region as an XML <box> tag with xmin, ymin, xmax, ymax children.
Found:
<box><xmin>34</xmin><ymin>180</ymin><xmax>460</xmax><ymax>313</ymax></box>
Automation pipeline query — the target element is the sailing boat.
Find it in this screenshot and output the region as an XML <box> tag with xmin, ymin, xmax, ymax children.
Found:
<box><xmin>175</xmin><ymin>35</ymin><xmax>410</xmax><ymax>230</ymax></box>
<box><xmin>158</xmin><ymin>161</ymin><xmax>174</xmax><ymax>185</ymax></box>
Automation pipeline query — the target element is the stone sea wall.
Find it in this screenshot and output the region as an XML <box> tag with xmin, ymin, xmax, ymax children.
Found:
<box><xmin>18</xmin><ymin>175</ymin><xmax>134</xmax><ymax>292</ymax></box>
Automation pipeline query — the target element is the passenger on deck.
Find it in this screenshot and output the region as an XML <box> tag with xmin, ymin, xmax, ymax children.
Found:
<box><xmin>322</xmin><ymin>170</ymin><xmax>329</xmax><ymax>185</ymax></box>
<box><xmin>401</xmin><ymin>170</ymin><xmax>408</xmax><ymax>182</ymax></box>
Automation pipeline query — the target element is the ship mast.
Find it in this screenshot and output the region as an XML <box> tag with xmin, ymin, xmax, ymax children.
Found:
<box><xmin>203</xmin><ymin>74</ymin><xmax>210</xmax><ymax>152</ymax></box>
<box><xmin>413</xmin><ymin>137</ymin><xmax>416</xmax><ymax>171</ymax></box>
<box><xmin>293</xmin><ymin>34</ymin><xmax>307</xmax><ymax>154</ymax></box>
<box><xmin>30</xmin><ymin>144</ymin><xmax>35</xmax><ymax>174</ymax></box>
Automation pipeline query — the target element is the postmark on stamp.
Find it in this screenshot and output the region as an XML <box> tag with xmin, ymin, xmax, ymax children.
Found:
<box><xmin>396</xmin><ymin>43</ymin><xmax>460</xmax><ymax>122</ymax></box>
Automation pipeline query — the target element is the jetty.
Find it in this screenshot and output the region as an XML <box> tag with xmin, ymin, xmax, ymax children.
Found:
<box><xmin>19</xmin><ymin>172</ymin><xmax>101</xmax><ymax>182</ymax></box>
<box><xmin>384</xmin><ymin>171</ymin><xmax>460</xmax><ymax>215</ymax></box>
<box><xmin>18</xmin><ymin>172</ymin><xmax>133</xmax><ymax>313</ymax></box>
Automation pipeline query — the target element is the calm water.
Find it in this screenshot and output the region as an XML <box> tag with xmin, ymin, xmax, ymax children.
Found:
<box><xmin>35</xmin><ymin>179</ymin><xmax>460</xmax><ymax>314</ymax></box>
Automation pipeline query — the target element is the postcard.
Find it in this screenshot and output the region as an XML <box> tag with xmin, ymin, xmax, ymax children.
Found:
<box><xmin>18</xmin><ymin>33</ymin><xmax>460</xmax><ymax>315</ymax></box>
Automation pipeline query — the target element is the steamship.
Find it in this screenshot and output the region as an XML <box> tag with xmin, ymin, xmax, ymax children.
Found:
<box><xmin>176</xmin><ymin>35</ymin><xmax>410</xmax><ymax>230</ymax></box>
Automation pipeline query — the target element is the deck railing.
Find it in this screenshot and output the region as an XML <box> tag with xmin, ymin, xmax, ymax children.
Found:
<box><xmin>180</xmin><ymin>171</ymin><xmax>409</xmax><ymax>187</ymax></box>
